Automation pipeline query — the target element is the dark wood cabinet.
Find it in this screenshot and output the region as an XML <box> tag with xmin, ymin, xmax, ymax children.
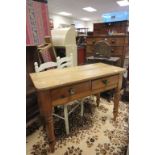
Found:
<box><xmin>93</xmin><ymin>20</ymin><xmax>128</xmax><ymax>35</ymax></box>
<box><xmin>86</xmin><ymin>20</ymin><xmax>129</xmax><ymax>67</ymax></box>
<box><xmin>86</xmin><ymin>35</ymin><xmax>128</xmax><ymax>67</ymax></box>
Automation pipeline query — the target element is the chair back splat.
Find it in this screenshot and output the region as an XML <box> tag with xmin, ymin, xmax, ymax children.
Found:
<box><xmin>57</xmin><ymin>53</ymin><xmax>73</xmax><ymax>69</ymax></box>
<box><xmin>34</xmin><ymin>61</ymin><xmax>57</xmax><ymax>73</ymax></box>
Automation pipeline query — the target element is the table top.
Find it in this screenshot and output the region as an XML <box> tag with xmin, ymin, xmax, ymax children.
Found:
<box><xmin>30</xmin><ymin>63</ymin><xmax>126</xmax><ymax>91</ymax></box>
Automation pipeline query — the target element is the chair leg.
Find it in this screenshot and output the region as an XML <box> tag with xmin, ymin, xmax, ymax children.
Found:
<box><xmin>64</xmin><ymin>105</ymin><xmax>69</xmax><ymax>135</ymax></box>
<box><xmin>80</xmin><ymin>102</ymin><xmax>84</xmax><ymax>117</ymax></box>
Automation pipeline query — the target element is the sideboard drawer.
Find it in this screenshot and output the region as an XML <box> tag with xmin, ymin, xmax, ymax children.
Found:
<box><xmin>104</xmin><ymin>37</ymin><xmax>125</xmax><ymax>46</ymax></box>
<box><xmin>51</xmin><ymin>81</ymin><xmax>91</xmax><ymax>105</ymax></box>
<box><xmin>92</xmin><ymin>75</ymin><xmax>119</xmax><ymax>90</ymax></box>
<box><xmin>86</xmin><ymin>45</ymin><xmax>93</xmax><ymax>53</ymax></box>
<box><xmin>111</xmin><ymin>47</ymin><xmax>124</xmax><ymax>56</ymax></box>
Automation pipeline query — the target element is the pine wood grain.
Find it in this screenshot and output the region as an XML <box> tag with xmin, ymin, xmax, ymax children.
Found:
<box><xmin>30</xmin><ymin>63</ymin><xmax>125</xmax><ymax>90</ymax></box>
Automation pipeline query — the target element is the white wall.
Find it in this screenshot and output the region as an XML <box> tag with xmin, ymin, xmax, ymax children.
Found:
<box><xmin>49</xmin><ymin>14</ymin><xmax>94</xmax><ymax>31</ymax></box>
<box><xmin>85</xmin><ymin>19</ymin><xmax>103</xmax><ymax>32</ymax></box>
<box><xmin>50</xmin><ymin>14</ymin><xmax>73</xmax><ymax>28</ymax></box>
<box><xmin>85</xmin><ymin>21</ymin><xmax>93</xmax><ymax>32</ymax></box>
<box><xmin>73</xmin><ymin>20</ymin><xmax>87</xmax><ymax>29</ymax></box>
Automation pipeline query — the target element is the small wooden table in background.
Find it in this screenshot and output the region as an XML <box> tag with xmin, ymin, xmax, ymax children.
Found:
<box><xmin>30</xmin><ymin>63</ymin><xmax>126</xmax><ymax>152</ymax></box>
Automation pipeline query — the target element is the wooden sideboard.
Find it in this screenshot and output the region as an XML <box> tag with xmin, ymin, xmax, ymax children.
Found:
<box><xmin>86</xmin><ymin>34</ymin><xmax>128</xmax><ymax>67</ymax></box>
<box><xmin>93</xmin><ymin>21</ymin><xmax>128</xmax><ymax>36</ymax></box>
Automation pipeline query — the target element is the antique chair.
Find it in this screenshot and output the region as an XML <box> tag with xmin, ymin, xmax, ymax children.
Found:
<box><xmin>56</xmin><ymin>53</ymin><xmax>84</xmax><ymax>134</ymax></box>
<box><xmin>34</xmin><ymin>53</ymin><xmax>84</xmax><ymax>135</ymax></box>
<box><xmin>34</xmin><ymin>61</ymin><xmax>57</xmax><ymax>72</ymax></box>
<box><xmin>56</xmin><ymin>53</ymin><xmax>73</xmax><ymax>69</ymax></box>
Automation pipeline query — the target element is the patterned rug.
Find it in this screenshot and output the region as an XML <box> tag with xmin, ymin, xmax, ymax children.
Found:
<box><xmin>26</xmin><ymin>97</ymin><xmax>129</xmax><ymax>155</ymax></box>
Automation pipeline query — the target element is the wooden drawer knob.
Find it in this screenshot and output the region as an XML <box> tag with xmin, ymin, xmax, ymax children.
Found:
<box><xmin>111</xmin><ymin>49</ymin><xmax>114</xmax><ymax>53</ymax></box>
<box><xmin>68</xmin><ymin>88</ymin><xmax>75</xmax><ymax>95</ymax></box>
<box><xmin>111</xmin><ymin>40</ymin><xmax>115</xmax><ymax>43</ymax></box>
<box><xmin>102</xmin><ymin>79</ymin><xmax>108</xmax><ymax>85</ymax></box>
<box><xmin>92</xmin><ymin>41</ymin><xmax>96</xmax><ymax>44</ymax></box>
<box><xmin>60</xmin><ymin>95</ymin><xmax>65</xmax><ymax>98</ymax></box>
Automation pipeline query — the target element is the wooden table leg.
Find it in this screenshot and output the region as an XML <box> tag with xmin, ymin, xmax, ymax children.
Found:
<box><xmin>113</xmin><ymin>74</ymin><xmax>122</xmax><ymax>121</ymax></box>
<box><xmin>96</xmin><ymin>93</ymin><xmax>100</xmax><ymax>107</ymax></box>
<box><xmin>37</xmin><ymin>93</ymin><xmax>46</xmax><ymax>128</ymax></box>
<box><xmin>44</xmin><ymin>112</ymin><xmax>56</xmax><ymax>152</ymax></box>
<box><xmin>113</xmin><ymin>89</ymin><xmax>120</xmax><ymax>121</ymax></box>
<box><xmin>38</xmin><ymin>91</ymin><xmax>56</xmax><ymax>153</ymax></box>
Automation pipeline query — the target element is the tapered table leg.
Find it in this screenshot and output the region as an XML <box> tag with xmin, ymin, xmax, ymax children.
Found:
<box><xmin>113</xmin><ymin>74</ymin><xmax>122</xmax><ymax>121</ymax></box>
<box><xmin>44</xmin><ymin>112</ymin><xmax>55</xmax><ymax>152</ymax></box>
<box><xmin>113</xmin><ymin>90</ymin><xmax>120</xmax><ymax>121</ymax></box>
<box><xmin>38</xmin><ymin>91</ymin><xmax>56</xmax><ymax>152</ymax></box>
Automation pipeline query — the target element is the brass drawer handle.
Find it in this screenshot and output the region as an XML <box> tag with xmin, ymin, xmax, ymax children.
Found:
<box><xmin>102</xmin><ymin>79</ymin><xmax>108</xmax><ymax>85</ymax></box>
<box><xmin>68</xmin><ymin>88</ymin><xmax>75</xmax><ymax>95</ymax></box>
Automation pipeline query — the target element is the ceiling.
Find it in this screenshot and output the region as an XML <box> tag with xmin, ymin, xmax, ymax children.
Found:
<box><xmin>48</xmin><ymin>0</ymin><xmax>129</xmax><ymax>21</ymax></box>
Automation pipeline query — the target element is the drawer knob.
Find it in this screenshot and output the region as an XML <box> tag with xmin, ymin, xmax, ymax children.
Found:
<box><xmin>102</xmin><ymin>79</ymin><xmax>108</xmax><ymax>85</ymax></box>
<box><xmin>111</xmin><ymin>49</ymin><xmax>114</xmax><ymax>53</ymax></box>
<box><xmin>68</xmin><ymin>88</ymin><xmax>75</xmax><ymax>95</ymax></box>
<box><xmin>92</xmin><ymin>41</ymin><xmax>96</xmax><ymax>44</ymax></box>
<box><xmin>111</xmin><ymin>40</ymin><xmax>115</xmax><ymax>43</ymax></box>
<box><xmin>60</xmin><ymin>95</ymin><xmax>65</xmax><ymax>98</ymax></box>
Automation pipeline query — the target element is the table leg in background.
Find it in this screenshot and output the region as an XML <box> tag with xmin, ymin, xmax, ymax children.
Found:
<box><xmin>96</xmin><ymin>93</ymin><xmax>100</xmax><ymax>107</ymax></box>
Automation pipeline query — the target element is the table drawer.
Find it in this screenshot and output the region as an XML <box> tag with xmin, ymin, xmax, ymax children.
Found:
<box><xmin>92</xmin><ymin>75</ymin><xmax>119</xmax><ymax>90</ymax></box>
<box><xmin>51</xmin><ymin>81</ymin><xmax>91</xmax><ymax>104</ymax></box>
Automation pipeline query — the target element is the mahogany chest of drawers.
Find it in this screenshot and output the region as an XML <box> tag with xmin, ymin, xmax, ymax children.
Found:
<box><xmin>86</xmin><ymin>35</ymin><xmax>128</xmax><ymax>67</ymax></box>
